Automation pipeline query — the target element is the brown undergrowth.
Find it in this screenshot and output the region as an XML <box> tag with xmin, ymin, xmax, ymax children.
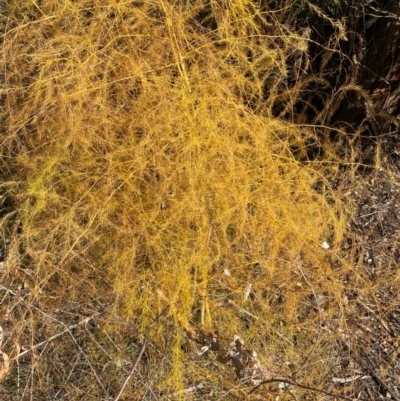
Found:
<box><xmin>0</xmin><ymin>0</ymin><xmax>395</xmax><ymax>400</ymax></box>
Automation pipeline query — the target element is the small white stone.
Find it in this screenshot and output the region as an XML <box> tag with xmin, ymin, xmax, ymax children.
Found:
<box><xmin>321</xmin><ymin>241</ymin><xmax>330</xmax><ymax>250</ymax></box>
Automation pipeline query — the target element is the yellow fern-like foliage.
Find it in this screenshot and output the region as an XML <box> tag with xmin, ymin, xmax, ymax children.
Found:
<box><xmin>1</xmin><ymin>0</ymin><xmax>352</xmax><ymax>394</ymax></box>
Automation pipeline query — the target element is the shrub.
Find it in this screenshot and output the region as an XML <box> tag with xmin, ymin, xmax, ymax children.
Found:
<box><xmin>1</xmin><ymin>0</ymin><xmax>355</xmax><ymax>397</ymax></box>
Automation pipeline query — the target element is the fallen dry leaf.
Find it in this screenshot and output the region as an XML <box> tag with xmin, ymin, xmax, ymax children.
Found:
<box><xmin>0</xmin><ymin>351</ymin><xmax>10</xmax><ymax>382</ymax></box>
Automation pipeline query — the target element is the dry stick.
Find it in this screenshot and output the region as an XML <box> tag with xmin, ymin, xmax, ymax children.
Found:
<box><xmin>370</xmin><ymin>370</ymin><xmax>400</xmax><ymax>401</ymax></box>
<box><xmin>361</xmin><ymin>352</ymin><xmax>400</xmax><ymax>401</ymax></box>
<box><xmin>0</xmin><ymin>284</ymin><xmax>108</xmax><ymax>394</ymax></box>
<box><xmin>17</xmin><ymin>312</ymin><xmax>101</xmax><ymax>359</ymax></box>
<box><xmin>53</xmin><ymin>353</ymin><xmax>81</xmax><ymax>399</ymax></box>
<box><xmin>113</xmin><ymin>338</ymin><xmax>149</xmax><ymax>401</ymax></box>
<box><xmin>140</xmin><ymin>353</ymin><xmax>169</xmax><ymax>401</ymax></box>
<box><xmin>359</xmin><ymin>304</ymin><xmax>400</xmax><ymax>401</ymax></box>
<box><xmin>116</xmin><ymin>307</ymin><xmax>170</xmax><ymax>401</ymax></box>
<box><xmin>249</xmin><ymin>377</ymin><xmax>368</xmax><ymax>401</ymax></box>
<box><xmin>292</xmin><ymin>252</ymin><xmax>324</xmax><ymax>378</ymax></box>
<box><xmin>227</xmin><ymin>299</ymin><xmax>258</xmax><ymax>320</ymax></box>
<box><xmin>1</xmin><ymin>284</ymin><xmax>101</xmax><ymax>360</ymax></box>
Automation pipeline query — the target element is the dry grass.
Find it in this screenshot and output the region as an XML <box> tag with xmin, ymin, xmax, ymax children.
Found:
<box><xmin>1</xmin><ymin>0</ymin><xmax>396</xmax><ymax>400</ymax></box>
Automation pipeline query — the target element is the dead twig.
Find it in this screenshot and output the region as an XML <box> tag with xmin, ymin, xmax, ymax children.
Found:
<box><xmin>249</xmin><ymin>377</ymin><xmax>368</xmax><ymax>400</ymax></box>
<box><xmin>113</xmin><ymin>338</ymin><xmax>149</xmax><ymax>401</ymax></box>
<box><xmin>116</xmin><ymin>307</ymin><xmax>169</xmax><ymax>400</ymax></box>
<box><xmin>0</xmin><ymin>284</ymin><xmax>108</xmax><ymax>394</ymax></box>
<box><xmin>17</xmin><ymin>312</ymin><xmax>101</xmax><ymax>359</ymax></box>
<box><xmin>369</xmin><ymin>370</ymin><xmax>400</xmax><ymax>401</ymax></box>
<box><xmin>291</xmin><ymin>251</ymin><xmax>323</xmax><ymax>378</ymax></box>
<box><xmin>332</xmin><ymin>375</ymin><xmax>371</xmax><ymax>383</ymax></box>
<box><xmin>361</xmin><ymin>352</ymin><xmax>400</xmax><ymax>401</ymax></box>
<box><xmin>227</xmin><ymin>299</ymin><xmax>258</xmax><ymax>320</ymax></box>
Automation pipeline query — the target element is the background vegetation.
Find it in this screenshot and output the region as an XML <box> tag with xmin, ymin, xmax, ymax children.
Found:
<box><xmin>0</xmin><ymin>0</ymin><xmax>399</xmax><ymax>400</ymax></box>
